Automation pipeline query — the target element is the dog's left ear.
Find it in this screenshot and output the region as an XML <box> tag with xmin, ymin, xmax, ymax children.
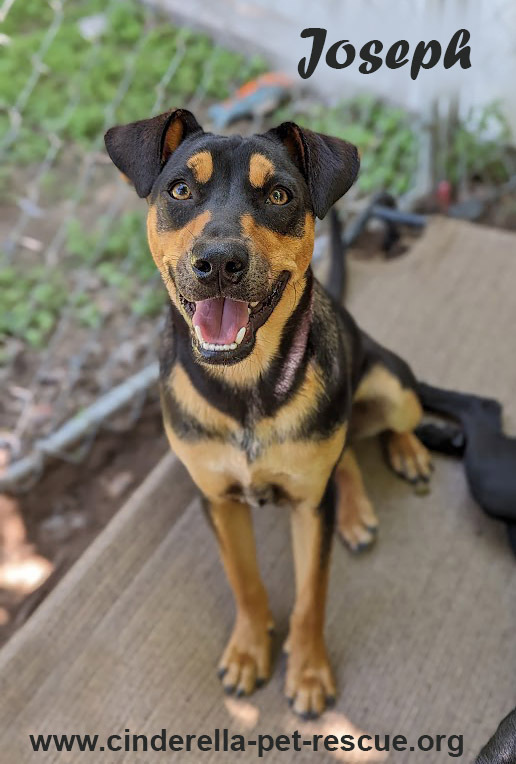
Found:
<box><xmin>104</xmin><ymin>108</ymin><xmax>203</xmax><ymax>198</ymax></box>
<box><xmin>266</xmin><ymin>122</ymin><xmax>359</xmax><ymax>219</ymax></box>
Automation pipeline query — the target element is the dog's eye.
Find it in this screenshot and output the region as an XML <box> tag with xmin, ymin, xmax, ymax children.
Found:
<box><xmin>170</xmin><ymin>181</ymin><xmax>192</xmax><ymax>200</ymax></box>
<box><xmin>266</xmin><ymin>186</ymin><xmax>290</xmax><ymax>206</ymax></box>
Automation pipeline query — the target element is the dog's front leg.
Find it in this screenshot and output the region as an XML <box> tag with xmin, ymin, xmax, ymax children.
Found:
<box><xmin>207</xmin><ymin>498</ymin><xmax>274</xmax><ymax>696</ymax></box>
<box><xmin>285</xmin><ymin>480</ymin><xmax>337</xmax><ymax>718</ymax></box>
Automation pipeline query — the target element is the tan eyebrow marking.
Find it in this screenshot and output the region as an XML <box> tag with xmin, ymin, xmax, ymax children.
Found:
<box><xmin>249</xmin><ymin>153</ymin><xmax>275</xmax><ymax>188</ymax></box>
<box><xmin>186</xmin><ymin>151</ymin><xmax>213</xmax><ymax>183</ymax></box>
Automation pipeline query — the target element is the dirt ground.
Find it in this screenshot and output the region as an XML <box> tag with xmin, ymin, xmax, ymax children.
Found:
<box><xmin>0</xmin><ymin>393</ymin><xmax>168</xmax><ymax>648</ymax></box>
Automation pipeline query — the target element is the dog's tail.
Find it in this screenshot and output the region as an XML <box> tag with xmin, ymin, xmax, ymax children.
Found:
<box><xmin>418</xmin><ymin>381</ymin><xmax>475</xmax><ymax>418</ymax></box>
<box><xmin>415</xmin><ymin>381</ymin><xmax>504</xmax><ymax>456</ymax></box>
<box><xmin>414</xmin><ymin>421</ymin><xmax>466</xmax><ymax>457</ymax></box>
<box><xmin>325</xmin><ymin>207</ymin><xmax>347</xmax><ymax>303</ymax></box>
<box><xmin>417</xmin><ymin>381</ymin><xmax>502</xmax><ymax>422</ymax></box>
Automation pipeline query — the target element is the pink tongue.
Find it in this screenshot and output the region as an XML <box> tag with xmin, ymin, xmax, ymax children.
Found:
<box><xmin>193</xmin><ymin>297</ymin><xmax>248</xmax><ymax>344</ymax></box>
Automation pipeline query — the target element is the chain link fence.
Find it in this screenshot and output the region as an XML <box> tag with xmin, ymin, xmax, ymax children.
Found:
<box><xmin>2</xmin><ymin>0</ymin><xmax>514</xmax><ymax>494</ymax></box>
<box><xmin>0</xmin><ymin>0</ymin><xmax>273</xmax><ymax>492</ymax></box>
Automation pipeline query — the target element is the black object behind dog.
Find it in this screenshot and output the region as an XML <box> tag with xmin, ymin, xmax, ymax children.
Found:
<box><xmin>475</xmin><ymin>706</ymin><xmax>516</xmax><ymax>764</ymax></box>
<box><xmin>416</xmin><ymin>383</ymin><xmax>516</xmax><ymax>556</ymax></box>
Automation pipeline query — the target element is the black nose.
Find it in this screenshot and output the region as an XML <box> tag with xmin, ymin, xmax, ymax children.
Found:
<box><xmin>191</xmin><ymin>242</ymin><xmax>249</xmax><ymax>286</ymax></box>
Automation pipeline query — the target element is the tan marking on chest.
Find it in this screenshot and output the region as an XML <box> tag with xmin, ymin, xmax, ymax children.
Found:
<box><xmin>165</xmin><ymin>411</ymin><xmax>347</xmax><ymax>508</ymax></box>
<box><xmin>249</xmin><ymin>153</ymin><xmax>275</xmax><ymax>188</ymax></box>
<box><xmin>168</xmin><ymin>363</ymin><xmax>238</xmax><ymax>435</ymax></box>
<box><xmin>187</xmin><ymin>151</ymin><xmax>213</xmax><ymax>183</ymax></box>
<box><xmin>251</xmin><ymin>425</ymin><xmax>347</xmax><ymax>507</ymax></box>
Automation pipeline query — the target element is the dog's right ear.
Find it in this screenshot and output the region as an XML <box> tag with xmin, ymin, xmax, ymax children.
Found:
<box><xmin>104</xmin><ymin>108</ymin><xmax>204</xmax><ymax>198</ymax></box>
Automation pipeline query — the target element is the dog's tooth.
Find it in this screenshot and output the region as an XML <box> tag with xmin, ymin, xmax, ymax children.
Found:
<box><xmin>235</xmin><ymin>327</ymin><xmax>246</xmax><ymax>345</ymax></box>
<box><xmin>201</xmin><ymin>339</ymin><xmax>239</xmax><ymax>351</ymax></box>
<box><xmin>250</xmin><ymin>301</ymin><xmax>259</xmax><ymax>307</ymax></box>
<box><xmin>194</xmin><ymin>325</ymin><xmax>204</xmax><ymax>343</ymax></box>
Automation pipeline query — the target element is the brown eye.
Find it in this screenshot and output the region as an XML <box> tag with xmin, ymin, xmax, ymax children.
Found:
<box><xmin>266</xmin><ymin>186</ymin><xmax>290</xmax><ymax>205</ymax></box>
<box><xmin>170</xmin><ymin>181</ymin><xmax>192</xmax><ymax>200</ymax></box>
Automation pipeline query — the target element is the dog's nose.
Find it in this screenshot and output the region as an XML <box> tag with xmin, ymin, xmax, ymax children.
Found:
<box><xmin>191</xmin><ymin>243</ymin><xmax>249</xmax><ymax>286</ymax></box>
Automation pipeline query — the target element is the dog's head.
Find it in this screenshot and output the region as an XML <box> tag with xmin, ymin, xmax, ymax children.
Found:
<box><xmin>105</xmin><ymin>109</ymin><xmax>359</xmax><ymax>367</ymax></box>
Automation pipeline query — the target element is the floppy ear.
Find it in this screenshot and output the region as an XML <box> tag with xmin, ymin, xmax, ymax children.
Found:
<box><xmin>266</xmin><ymin>122</ymin><xmax>359</xmax><ymax>219</ymax></box>
<box><xmin>104</xmin><ymin>108</ymin><xmax>204</xmax><ymax>198</ymax></box>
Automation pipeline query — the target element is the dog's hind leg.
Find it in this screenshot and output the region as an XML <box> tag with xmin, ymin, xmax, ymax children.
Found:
<box><xmin>351</xmin><ymin>358</ymin><xmax>433</xmax><ymax>488</ymax></box>
<box><xmin>207</xmin><ymin>498</ymin><xmax>274</xmax><ymax>697</ymax></box>
<box><xmin>335</xmin><ymin>447</ymin><xmax>378</xmax><ymax>552</ymax></box>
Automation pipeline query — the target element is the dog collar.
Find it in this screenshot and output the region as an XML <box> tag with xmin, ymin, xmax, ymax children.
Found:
<box><xmin>274</xmin><ymin>279</ymin><xmax>313</xmax><ymax>398</ymax></box>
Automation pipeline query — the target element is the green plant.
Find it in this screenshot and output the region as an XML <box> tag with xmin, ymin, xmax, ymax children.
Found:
<box><xmin>1</xmin><ymin>0</ymin><xmax>268</xmax><ymax>168</ymax></box>
<box><xmin>279</xmin><ymin>96</ymin><xmax>418</xmax><ymax>195</ymax></box>
<box><xmin>0</xmin><ymin>265</ymin><xmax>68</xmax><ymax>349</ymax></box>
<box><xmin>64</xmin><ymin>211</ymin><xmax>165</xmax><ymax>318</ymax></box>
<box><xmin>444</xmin><ymin>102</ymin><xmax>514</xmax><ymax>185</ymax></box>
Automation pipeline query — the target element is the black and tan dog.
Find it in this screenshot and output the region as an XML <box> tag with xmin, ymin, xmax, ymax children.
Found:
<box><xmin>104</xmin><ymin>109</ymin><xmax>432</xmax><ymax>718</ymax></box>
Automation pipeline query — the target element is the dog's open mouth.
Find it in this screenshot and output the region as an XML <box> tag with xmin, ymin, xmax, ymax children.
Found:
<box><xmin>179</xmin><ymin>271</ymin><xmax>289</xmax><ymax>362</ymax></box>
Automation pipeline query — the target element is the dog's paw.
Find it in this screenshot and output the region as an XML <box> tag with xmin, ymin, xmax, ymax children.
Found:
<box><xmin>285</xmin><ymin>638</ymin><xmax>336</xmax><ymax>718</ymax></box>
<box><xmin>337</xmin><ymin>493</ymin><xmax>378</xmax><ymax>552</ymax></box>
<box><xmin>218</xmin><ymin>614</ymin><xmax>274</xmax><ymax>697</ymax></box>
<box><xmin>386</xmin><ymin>431</ymin><xmax>433</xmax><ymax>491</ymax></box>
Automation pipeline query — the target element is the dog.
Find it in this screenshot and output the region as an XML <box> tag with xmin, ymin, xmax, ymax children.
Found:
<box><xmin>104</xmin><ymin>109</ymin><xmax>433</xmax><ymax>718</ymax></box>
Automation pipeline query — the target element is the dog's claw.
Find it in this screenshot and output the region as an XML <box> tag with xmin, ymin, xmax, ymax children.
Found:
<box><xmin>413</xmin><ymin>479</ymin><xmax>431</xmax><ymax>495</ymax></box>
<box><xmin>387</xmin><ymin>431</ymin><xmax>433</xmax><ymax>486</ymax></box>
<box><xmin>348</xmin><ymin>536</ymin><xmax>377</xmax><ymax>554</ymax></box>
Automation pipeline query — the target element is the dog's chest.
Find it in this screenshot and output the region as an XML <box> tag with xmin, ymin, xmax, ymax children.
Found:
<box><xmin>166</xmin><ymin>412</ymin><xmax>346</xmax><ymax>508</ymax></box>
<box><xmin>163</xmin><ymin>359</ymin><xmax>346</xmax><ymax>507</ymax></box>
